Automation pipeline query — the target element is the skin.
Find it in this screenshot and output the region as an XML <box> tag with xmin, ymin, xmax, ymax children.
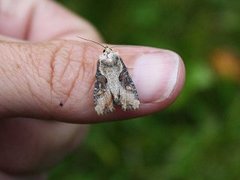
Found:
<box><xmin>0</xmin><ymin>0</ymin><xmax>185</xmax><ymax>179</ymax></box>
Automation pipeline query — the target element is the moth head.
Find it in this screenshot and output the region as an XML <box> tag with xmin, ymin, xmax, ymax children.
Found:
<box><xmin>102</xmin><ymin>47</ymin><xmax>112</xmax><ymax>54</ymax></box>
<box><xmin>99</xmin><ymin>47</ymin><xmax>120</xmax><ymax>66</ymax></box>
<box><xmin>76</xmin><ymin>36</ymin><xmax>121</xmax><ymax>66</ymax></box>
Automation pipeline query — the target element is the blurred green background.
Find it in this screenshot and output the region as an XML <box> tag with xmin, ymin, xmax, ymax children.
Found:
<box><xmin>50</xmin><ymin>0</ymin><xmax>240</xmax><ymax>179</ymax></box>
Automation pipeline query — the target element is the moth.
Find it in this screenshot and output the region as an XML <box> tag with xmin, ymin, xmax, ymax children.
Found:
<box><xmin>78</xmin><ymin>37</ymin><xmax>140</xmax><ymax>115</ymax></box>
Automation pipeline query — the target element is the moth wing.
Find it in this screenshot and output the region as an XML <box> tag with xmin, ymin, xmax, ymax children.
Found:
<box><xmin>118</xmin><ymin>58</ymin><xmax>140</xmax><ymax>110</ymax></box>
<box><xmin>94</xmin><ymin>60</ymin><xmax>115</xmax><ymax>115</ymax></box>
<box><xmin>93</xmin><ymin>60</ymin><xmax>104</xmax><ymax>105</ymax></box>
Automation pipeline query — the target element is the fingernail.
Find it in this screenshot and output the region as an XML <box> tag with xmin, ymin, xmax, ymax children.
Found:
<box><xmin>133</xmin><ymin>50</ymin><xmax>180</xmax><ymax>103</ymax></box>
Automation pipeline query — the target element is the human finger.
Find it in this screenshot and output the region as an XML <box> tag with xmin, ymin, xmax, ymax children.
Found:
<box><xmin>0</xmin><ymin>40</ymin><xmax>185</xmax><ymax>123</ymax></box>
<box><xmin>0</xmin><ymin>0</ymin><xmax>101</xmax><ymax>41</ymax></box>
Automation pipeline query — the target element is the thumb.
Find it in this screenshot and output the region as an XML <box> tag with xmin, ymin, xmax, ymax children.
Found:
<box><xmin>0</xmin><ymin>39</ymin><xmax>185</xmax><ymax>123</ymax></box>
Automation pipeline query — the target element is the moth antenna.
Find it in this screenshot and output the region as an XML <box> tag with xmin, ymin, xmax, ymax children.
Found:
<box><xmin>77</xmin><ymin>36</ymin><xmax>107</xmax><ymax>48</ymax></box>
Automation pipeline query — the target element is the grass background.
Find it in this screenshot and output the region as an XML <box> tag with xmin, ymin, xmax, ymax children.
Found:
<box><xmin>50</xmin><ymin>0</ymin><xmax>240</xmax><ymax>179</ymax></box>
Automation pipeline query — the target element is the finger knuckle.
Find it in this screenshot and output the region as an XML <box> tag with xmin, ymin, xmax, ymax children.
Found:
<box><xmin>31</xmin><ymin>40</ymin><xmax>96</xmax><ymax>112</ymax></box>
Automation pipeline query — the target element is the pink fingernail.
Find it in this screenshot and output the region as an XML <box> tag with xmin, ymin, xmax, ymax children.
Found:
<box><xmin>133</xmin><ymin>50</ymin><xmax>180</xmax><ymax>103</ymax></box>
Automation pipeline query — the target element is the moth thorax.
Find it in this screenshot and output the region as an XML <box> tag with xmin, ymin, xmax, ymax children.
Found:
<box><xmin>102</xmin><ymin>57</ymin><xmax>115</xmax><ymax>66</ymax></box>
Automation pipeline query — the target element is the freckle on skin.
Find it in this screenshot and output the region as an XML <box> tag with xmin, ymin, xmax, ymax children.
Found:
<box><xmin>59</xmin><ymin>102</ymin><xmax>63</xmax><ymax>107</ymax></box>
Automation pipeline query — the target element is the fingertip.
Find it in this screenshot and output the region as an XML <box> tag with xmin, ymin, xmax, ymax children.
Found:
<box><xmin>50</xmin><ymin>45</ymin><xmax>186</xmax><ymax>122</ymax></box>
<box><xmin>85</xmin><ymin>47</ymin><xmax>186</xmax><ymax>122</ymax></box>
<box><xmin>168</xmin><ymin>53</ymin><xmax>185</xmax><ymax>105</ymax></box>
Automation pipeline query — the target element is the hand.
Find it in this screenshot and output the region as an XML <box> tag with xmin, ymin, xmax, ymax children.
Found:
<box><xmin>0</xmin><ymin>0</ymin><xmax>185</xmax><ymax>178</ymax></box>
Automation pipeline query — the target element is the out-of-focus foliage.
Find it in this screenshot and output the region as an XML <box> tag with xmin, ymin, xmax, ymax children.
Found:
<box><xmin>50</xmin><ymin>0</ymin><xmax>240</xmax><ymax>179</ymax></box>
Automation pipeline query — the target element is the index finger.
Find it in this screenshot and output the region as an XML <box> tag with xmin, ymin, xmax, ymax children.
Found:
<box><xmin>0</xmin><ymin>0</ymin><xmax>101</xmax><ymax>41</ymax></box>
